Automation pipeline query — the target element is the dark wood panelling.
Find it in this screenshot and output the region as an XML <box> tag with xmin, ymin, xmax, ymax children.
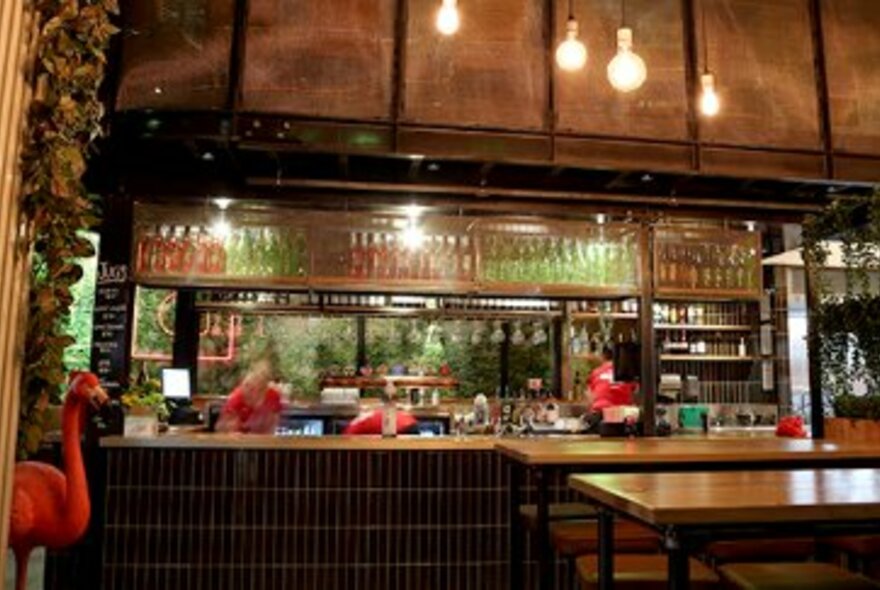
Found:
<box><xmin>242</xmin><ymin>0</ymin><xmax>396</xmax><ymax>119</ymax></box>
<box><xmin>697</xmin><ymin>0</ymin><xmax>822</xmax><ymax>150</ymax></box>
<box><xmin>700</xmin><ymin>146</ymin><xmax>825</xmax><ymax>180</ymax></box>
<box><xmin>402</xmin><ymin>0</ymin><xmax>549</xmax><ymax>132</ymax></box>
<box><xmin>238</xmin><ymin>116</ymin><xmax>395</xmax><ymax>154</ymax></box>
<box><xmin>398</xmin><ymin>127</ymin><xmax>552</xmax><ymax>162</ymax></box>
<box><xmin>116</xmin><ymin>0</ymin><xmax>234</xmax><ymax>111</ymax></box>
<box><xmin>555</xmin><ymin>0</ymin><xmax>689</xmax><ymax>141</ymax></box>
<box><xmin>556</xmin><ymin>136</ymin><xmax>692</xmax><ymax>172</ymax></box>
<box><xmin>832</xmin><ymin>155</ymin><xmax>880</xmax><ymax>183</ymax></box>
<box><xmin>822</xmin><ymin>0</ymin><xmax>880</xmax><ymax>156</ymax></box>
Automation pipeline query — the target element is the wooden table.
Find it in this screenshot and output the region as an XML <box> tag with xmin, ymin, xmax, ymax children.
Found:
<box><xmin>569</xmin><ymin>468</ymin><xmax>880</xmax><ymax>589</ymax></box>
<box><xmin>495</xmin><ymin>438</ymin><xmax>880</xmax><ymax>590</ymax></box>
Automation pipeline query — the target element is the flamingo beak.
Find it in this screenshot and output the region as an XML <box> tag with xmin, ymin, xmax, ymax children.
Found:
<box><xmin>90</xmin><ymin>385</ymin><xmax>109</xmax><ymax>408</ymax></box>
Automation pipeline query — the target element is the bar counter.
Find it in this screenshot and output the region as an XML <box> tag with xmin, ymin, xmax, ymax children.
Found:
<box><xmin>100</xmin><ymin>431</ymin><xmax>505</xmax><ymax>450</ymax></box>
<box><xmin>99</xmin><ymin>431</ymin><xmax>563</xmax><ymax>590</ymax></box>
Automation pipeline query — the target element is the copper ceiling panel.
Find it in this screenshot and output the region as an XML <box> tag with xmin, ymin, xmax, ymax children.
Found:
<box><xmin>116</xmin><ymin>0</ymin><xmax>234</xmax><ymax>110</ymax></box>
<box><xmin>822</xmin><ymin>0</ymin><xmax>880</xmax><ymax>156</ymax></box>
<box><xmin>696</xmin><ymin>0</ymin><xmax>821</xmax><ymax>150</ymax></box>
<box><xmin>243</xmin><ymin>0</ymin><xmax>395</xmax><ymax>120</ymax></box>
<box><xmin>403</xmin><ymin>0</ymin><xmax>549</xmax><ymax>132</ymax></box>
<box><xmin>555</xmin><ymin>0</ymin><xmax>689</xmax><ymax>141</ymax></box>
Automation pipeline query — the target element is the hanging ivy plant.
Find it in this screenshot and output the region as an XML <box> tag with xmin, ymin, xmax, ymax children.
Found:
<box><xmin>803</xmin><ymin>188</ymin><xmax>880</xmax><ymax>420</ymax></box>
<box><xmin>17</xmin><ymin>0</ymin><xmax>118</xmax><ymax>457</ymax></box>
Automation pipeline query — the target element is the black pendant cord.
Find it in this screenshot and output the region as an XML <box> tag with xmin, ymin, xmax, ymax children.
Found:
<box><xmin>568</xmin><ymin>0</ymin><xmax>574</xmax><ymax>21</ymax></box>
<box><xmin>701</xmin><ymin>0</ymin><xmax>710</xmax><ymax>73</ymax></box>
<box><xmin>621</xmin><ymin>0</ymin><xmax>626</xmax><ymax>27</ymax></box>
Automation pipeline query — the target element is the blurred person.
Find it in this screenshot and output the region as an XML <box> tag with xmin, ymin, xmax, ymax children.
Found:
<box><xmin>583</xmin><ymin>347</ymin><xmax>638</xmax><ymax>431</ymax></box>
<box><xmin>217</xmin><ymin>360</ymin><xmax>282</xmax><ymax>434</ymax></box>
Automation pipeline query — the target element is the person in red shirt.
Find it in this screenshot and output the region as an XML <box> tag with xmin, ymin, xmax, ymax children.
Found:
<box><xmin>584</xmin><ymin>348</ymin><xmax>638</xmax><ymax>432</ymax></box>
<box><xmin>217</xmin><ymin>360</ymin><xmax>283</xmax><ymax>434</ymax></box>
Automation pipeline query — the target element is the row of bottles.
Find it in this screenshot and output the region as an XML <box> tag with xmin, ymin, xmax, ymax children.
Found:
<box><xmin>136</xmin><ymin>226</ymin><xmax>226</xmax><ymax>275</ymax></box>
<box><xmin>479</xmin><ymin>233</ymin><xmax>638</xmax><ymax>287</ymax></box>
<box><xmin>573</xmin><ymin>299</ymin><xmax>639</xmax><ymax>315</ymax></box>
<box><xmin>348</xmin><ymin>232</ymin><xmax>472</xmax><ymax>282</ymax></box>
<box><xmin>226</xmin><ymin>227</ymin><xmax>307</xmax><ymax>278</ymax></box>
<box><xmin>661</xmin><ymin>332</ymin><xmax>749</xmax><ymax>357</ymax></box>
<box><xmin>656</xmin><ymin>239</ymin><xmax>759</xmax><ymax>291</ymax></box>
<box><xmin>653</xmin><ymin>302</ymin><xmax>752</xmax><ymax>326</ymax></box>
<box><xmin>135</xmin><ymin>225</ymin><xmax>308</xmax><ymax>278</ymax></box>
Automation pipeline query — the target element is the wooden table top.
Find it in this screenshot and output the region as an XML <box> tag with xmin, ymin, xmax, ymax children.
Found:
<box><xmin>495</xmin><ymin>437</ymin><xmax>880</xmax><ymax>466</ymax></box>
<box><xmin>101</xmin><ymin>432</ymin><xmax>502</xmax><ymax>451</ymax></box>
<box><xmin>569</xmin><ymin>468</ymin><xmax>880</xmax><ymax>526</ymax></box>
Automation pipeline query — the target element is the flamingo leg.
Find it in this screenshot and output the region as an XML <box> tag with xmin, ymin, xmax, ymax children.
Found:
<box><xmin>14</xmin><ymin>548</ymin><xmax>30</xmax><ymax>590</ymax></box>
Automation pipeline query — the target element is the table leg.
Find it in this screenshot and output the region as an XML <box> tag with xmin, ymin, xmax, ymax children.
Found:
<box><xmin>535</xmin><ymin>468</ymin><xmax>554</xmax><ymax>590</ymax></box>
<box><xmin>665</xmin><ymin>529</ymin><xmax>690</xmax><ymax>590</ymax></box>
<box><xmin>508</xmin><ymin>460</ymin><xmax>524</xmax><ymax>590</ymax></box>
<box><xmin>597</xmin><ymin>508</ymin><xmax>615</xmax><ymax>590</ymax></box>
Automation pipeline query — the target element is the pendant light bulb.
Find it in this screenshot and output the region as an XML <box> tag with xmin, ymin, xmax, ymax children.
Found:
<box><xmin>436</xmin><ymin>0</ymin><xmax>460</xmax><ymax>36</ymax></box>
<box><xmin>556</xmin><ymin>18</ymin><xmax>588</xmax><ymax>72</ymax></box>
<box><xmin>607</xmin><ymin>27</ymin><xmax>646</xmax><ymax>92</ymax></box>
<box><xmin>699</xmin><ymin>71</ymin><xmax>720</xmax><ymax>117</ymax></box>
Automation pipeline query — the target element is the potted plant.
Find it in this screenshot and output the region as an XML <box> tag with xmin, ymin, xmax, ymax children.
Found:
<box><xmin>120</xmin><ymin>378</ymin><xmax>168</xmax><ymax>437</ymax></box>
<box><xmin>803</xmin><ymin>190</ymin><xmax>880</xmax><ymax>442</ymax></box>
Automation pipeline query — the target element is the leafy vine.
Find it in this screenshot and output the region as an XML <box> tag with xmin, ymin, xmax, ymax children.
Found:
<box><xmin>803</xmin><ymin>189</ymin><xmax>880</xmax><ymax>420</ymax></box>
<box><xmin>18</xmin><ymin>0</ymin><xmax>118</xmax><ymax>457</ymax></box>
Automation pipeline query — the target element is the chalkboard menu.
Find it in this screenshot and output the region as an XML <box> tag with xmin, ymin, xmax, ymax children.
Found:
<box><xmin>91</xmin><ymin>262</ymin><xmax>132</xmax><ymax>391</ymax></box>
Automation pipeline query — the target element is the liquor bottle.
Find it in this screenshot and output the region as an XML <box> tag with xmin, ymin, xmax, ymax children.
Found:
<box><xmin>460</xmin><ymin>235</ymin><xmax>472</xmax><ymax>280</ymax></box>
<box><xmin>135</xmin><ymin>228</ymin><xmax>152</xmax><ymax>274</ymax></box>
<box><xmin>349</xmin><ymin>232</ymin><xmax>363</xmax><ymax>278</ymax></box>
<box><xmin>738</xmin><ymin>337</ymin><xmax>747</xmax><ymax>358</ymax></box>
<box><xmin>382</xmin><ymin>382</ymin><xmax>398</xmax><ymax>438</ymax></box>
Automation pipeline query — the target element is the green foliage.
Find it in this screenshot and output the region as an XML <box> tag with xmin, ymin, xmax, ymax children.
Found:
<box><xmin>121</xmin><ymin>378</ymin><xmax>169</xmax><ymax>421</ymax></box>
<box><xmin>18</xmin><ymin>0</ymin><xmax>118</xmax><ymax>457</ymax></box>
<box><xmin>803</xmin><ymin>189</ymin><xmax>880</xmax><ymax>417</ymax></box>
<box><xmin>62</xmin><ymin>231</ymin><xmax>98</xmax><ymax>371</ymax></box>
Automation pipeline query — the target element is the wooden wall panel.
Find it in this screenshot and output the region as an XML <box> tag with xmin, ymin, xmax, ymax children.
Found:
<box><xmin>403</xmin><ymin>0</ymin><xmax>549</xmax><ymax>132</ymax></box>
<box><xmin>116</xmin><ymin>0</ymin><xmax>234</xmax><ymax>110</ymax></box>
<box><xmin>697</xmin><ymin>0</ymin><xmax>821</xmax><ymax>150</ymax></box>
<box><xmin>243</xmin><ymin>0</ymin><xmax>396</xmax><ymax>120</ymax></box>
<box><xmin>0</xmin><ymin>0</ymin><xmax>35</xmax><ymax>577</ymax></box>
<box><xmin>822</xmin><ymin>0</ymin><xmax>880</xmax><ymax>156</ymax></box>
<box><xmin>555</xmin><ymin>0</ymin><xmax>689</xmax><ymax>141</ymax></box>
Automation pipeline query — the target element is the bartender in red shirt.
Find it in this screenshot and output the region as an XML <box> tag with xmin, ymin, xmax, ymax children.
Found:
<box><xmin>217</xmin><ymin>360</ymin><xmax>283</xmax><ymax>434</ymax></box>
<box><xmin>585</xmin><ymin>348</ymin><xmax>638</xmax><ymax>429</ymax></box>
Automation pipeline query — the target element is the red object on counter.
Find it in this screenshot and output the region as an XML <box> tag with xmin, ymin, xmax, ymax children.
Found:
<box><xmin>343</xmin><ymin>409</ymin><xmax>418</xmax><ymax>435</ymax></box>
<box><xmin>776</xmin><ymin>415</ymin><xmax>807</xmax><ymax>438</ymax></box>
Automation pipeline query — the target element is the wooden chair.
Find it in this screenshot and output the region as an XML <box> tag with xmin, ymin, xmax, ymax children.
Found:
<box><xmin>576</xmin><ymin>554</ymin><xmax>719</xmax><ymax>589</ymax></box>
<box><xmin>718</xmin><ymin>562</ymin><xmax>880</xmax><ymax>589</ymax></box>
<box><xmin>704</xmin><ymin>538</ymin><xmax>816</xmax><ymax>565</ymax></box>
<box><xmin>821</xmin><ymin>535</ymin><xmax>880</xmax><ymax>577</ymax></box>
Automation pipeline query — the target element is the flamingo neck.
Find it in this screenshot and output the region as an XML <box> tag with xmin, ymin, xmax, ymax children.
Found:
<box><xmin>61</xmin><ymin>395</ymin><xmax>89</xmax><ymax>524</ymax></box>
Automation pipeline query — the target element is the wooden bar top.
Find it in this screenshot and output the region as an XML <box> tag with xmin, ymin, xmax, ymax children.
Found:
<box><xmin>495</xmin><ymin>438</ymin><xmax>880</xmax><ymax>466</ymax></box>
<box><xmin>569</xmin><ymin>468</ymin><xmax>880</xmax><ymax>526</ymax></box>
<box><xmin>100</xmin><ymin>431</ymin><xmax>505</xmax><ymax>451</ymax></box>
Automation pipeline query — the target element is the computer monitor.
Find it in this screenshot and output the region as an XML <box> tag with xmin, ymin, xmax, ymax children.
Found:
<box><xmin>161</xmin><ymin>368</ymin><xmax>191</xmax><ymax>400</ymax></box>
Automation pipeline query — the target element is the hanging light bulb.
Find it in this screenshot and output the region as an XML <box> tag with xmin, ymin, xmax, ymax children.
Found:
<box><xmin>607</xmin><ymin>27</ymin><xmax>646</xmax><ymax>92</ymax></box>
<box><xmin>436</xmin><ymin>0</ymin><xmax>460</xmax><ymax>36</ymax></box>
<box><xmin>556</xmin><ymin>16</ymin><xmax>588</xmax><ymax>71</ymax></box>
<box><xmin>699</xmin><ymin>71</ymin><xmax>720</xmax><ymax>117</ymax></box>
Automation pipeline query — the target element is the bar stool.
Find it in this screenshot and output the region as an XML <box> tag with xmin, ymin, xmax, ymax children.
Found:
<box><xmin>550</xmin><ymin>519</ymin><xmax>661</xmax><ymax>558</ymax></box>
<box><xmin>821</xmin><ymin>536</ymin><xmax>880</xmax><ymax>575</ymax></box>
<box><xmin>576</xmin><ymin>554</ymin><xmax>719</xmax><ymax>589</ymax></box>
<box><xmin>718</xmin><ymin>562</ymin><xmax>880</xmax><ymax>589</ymax></box>
<box><xmin>518</xmin><ymin>502</ymin><xmax>596</xmax><ymax>531</ymax></box>
<box><xmin>704</xmin><ymin>538</ymin><xmax>816</xmax><ymax>565</ymax></box>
